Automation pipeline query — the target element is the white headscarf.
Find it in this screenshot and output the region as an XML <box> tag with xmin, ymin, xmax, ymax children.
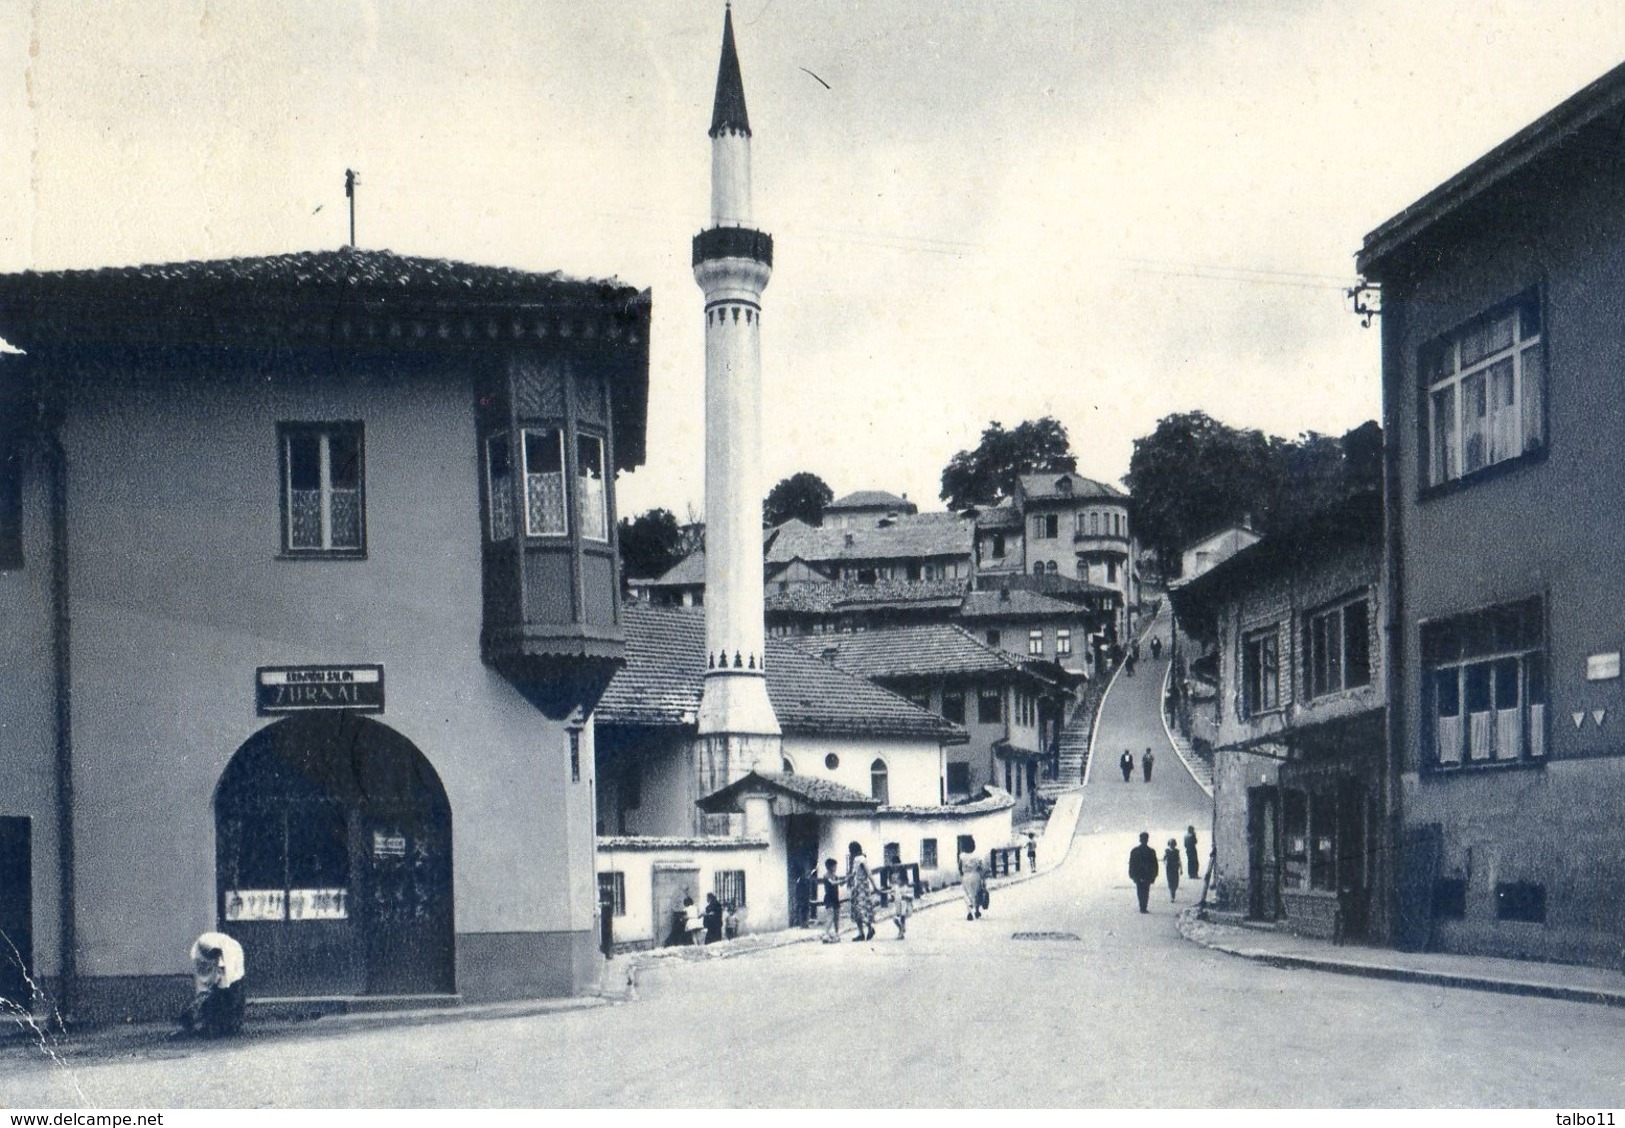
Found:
<box><xmin>192</xmin><ymin>931</ymin><xmax>245</xmax><ymax>988</ymax></box>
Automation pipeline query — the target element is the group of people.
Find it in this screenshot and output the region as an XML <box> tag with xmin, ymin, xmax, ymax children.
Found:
<box><xmin>811</xmin><ymin>842</ymin><xmax>915</xmax><ymax>943</ymax></box>
<box><xmin>1119</xmin><ymin>748</ymin><xmax>1155</xmax><ymax>782</ymax></box>
<box><xmin>1127</xmin><ymin>825</ymin><xmax>1202</xmax><ymax>913</ymax></box>
<box><xmin>680</xmin><ymin>893</ymin><xmax>741</xmax><ymax>945</ymax></box>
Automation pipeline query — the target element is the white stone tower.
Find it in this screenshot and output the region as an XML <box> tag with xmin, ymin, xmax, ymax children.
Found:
<box><xmin>694</xmin><ymin>6</ymin><xmax>781</xmax><ymax>768</ymax></box>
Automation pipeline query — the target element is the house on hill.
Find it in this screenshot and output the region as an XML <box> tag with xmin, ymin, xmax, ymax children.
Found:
<box><xmin>0</xmin><ymin>247</ymin><xmax>649</xmax><ymax>1021</ymax></box>
<box><xmin>765</xmin><ymin>511</ymin><xmax>974</xmax><ymax>588</ymax></box>
<box><xmin>823</xmin><ymin>489</ymin><xmax>919</xmax><ymax>529</ymax></box>
<box><xmin>1015</xmin><ymin>472</ymin><xmax>1138</xmax><ymax>642</ymax></box>
<box><xmin>592</xmin><ymin>603</ymin><xmax>1012</xmax><ymax>947</ymax></box>
<box><xmin>803</xmin><ymin>624</ymin><xmax>1076</xmax><ymax>812</ymax></box>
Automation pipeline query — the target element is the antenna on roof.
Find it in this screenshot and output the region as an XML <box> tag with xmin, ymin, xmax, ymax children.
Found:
<box><xmin>344</xmin><ymin>169</ymin><xmax>359</xmax><ymax>248</ymax></box>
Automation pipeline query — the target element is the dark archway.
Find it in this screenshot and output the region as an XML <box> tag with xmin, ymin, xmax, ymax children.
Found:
<box><xmin>214</xmin><ymin>713</ymin><xmax>454</xmax><ymax>997</ymax></box>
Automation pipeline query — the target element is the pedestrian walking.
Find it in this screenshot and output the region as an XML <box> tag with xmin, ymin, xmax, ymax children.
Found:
<box><xmin>1026</xmin><ymin>832</ymin><xmax>1038</xmax><ymax>873</ymax></box>
<box><xmin>1128</xmin><ymin>832</ymin><xmax>1159</xmax><ymax>913</ymax></box>
<box><xmin>1119</xmin><ymin>750</ymin><xmax>1134</xmax><ymax>782</ymax></box>
<box><xmin>1184</xmin><ymin>825</ymin><xmax>1200</xmax><ymax>880</ymax></box>
<box><xmin>960</xmin><ymin>850</ymin><xmax>987</xmax><ymax>921</ymax></box>
<box><xmin>1163</xmin><ymin>838</ymin><xmax>1182</xmax><ymax>901</ymax></box>
<box><xmin>1142</xmin><ymin>748</ymin><xmax>1155</xmax><ymax>782</ymax></box>
<box><xmin>1125</xmin><ymin>652</ymin><xmax>1137</xmax><ymax>677</ymax></box>
<box><xmin>1131</xmin><ymin>638</ymin><xmax>1140</xmax><ymax>663</ymax></box>
<box><xmin>1151</xmin><ymin>636</ymin><xmax>1163</xmax><ymax>660</ymax></box>
<box><xmin>817</xmin><ymin>858</ymin><xmax>842</xmax><ymax>943</ymax></box>
<box><xmin>847</xmin><ymin>841</ymin><xmax>876</xmax><ymax>941</ymax></box>
<box><xmin>892</xmin><ymin>873</ymin><xmax>914</xmax><ymax>939</ymax></box>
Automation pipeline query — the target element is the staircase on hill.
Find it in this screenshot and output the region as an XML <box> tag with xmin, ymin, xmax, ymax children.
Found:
<box><xmin>1162</xmin><ymin>724</ymin><xmax>1215</xmax><ymax>796</ymax></box>
<box><xmin>1039</xmin><ymin>689</ymin><xmax>1102</xmax><ymax>798</ymax></box>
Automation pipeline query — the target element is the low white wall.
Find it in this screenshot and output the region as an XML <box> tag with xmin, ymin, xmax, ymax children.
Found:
<box><xmin>782</xmin><ymin>733</ymin><xmax>944</xmax><ymax>806</ymax></box>
<box><xmin>822</xmin><ymin>791</ymin><xmax>1016</xmax><ymax>891</ymax></box>
<box><xmin>597</xmin><ymin>837</ymin><xmax>778</xmax><ymax>947</ymax></box>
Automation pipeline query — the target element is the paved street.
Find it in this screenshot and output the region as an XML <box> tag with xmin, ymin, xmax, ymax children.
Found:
<box><xmin>5</xmin><ymin>615</ymin><xmax>1624</xmax><ymax>1108</ymax></box>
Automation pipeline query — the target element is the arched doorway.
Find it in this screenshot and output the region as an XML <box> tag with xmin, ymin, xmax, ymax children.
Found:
<box><xmin>214</xmin><ymin>713</ymin><xmax>454</xmax><ymax>997</ymax></box>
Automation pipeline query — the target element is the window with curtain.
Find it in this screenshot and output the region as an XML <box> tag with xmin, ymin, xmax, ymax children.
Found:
<box><xmin>280</xmin><ymin>422</ymin><xmax>365</xmax><ymax>556</ymax></box>
<box><xmin>523</xmin><ymin>428</ymin><xmax>567</xmax><ymax>536</ymax></box>
<box><xmin>1422</xmin><ymin>290</ymin><xmax>1544</xmax><ymax>488</ymax></box>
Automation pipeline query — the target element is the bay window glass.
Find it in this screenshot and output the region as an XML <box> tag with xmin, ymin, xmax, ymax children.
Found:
<box><xmin>486</xmin><ymin>433</ymin><xmax>515</xmax><ymax>541</ymax></box>
<box><xmin>523</xmin><ymin>429</ymin><xmax>567</xmax><ymax>536</ymax></box>
<box><xmin>577</xmin><ymin>434</ymin><xmax>608</xmax><ymax>541</ymax></box>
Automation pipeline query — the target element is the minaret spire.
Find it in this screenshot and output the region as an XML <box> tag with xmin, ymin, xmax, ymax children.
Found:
<box><xmin>694</xmin><ymin>6</ymin><xmax>779</xmax><ymax>771</ymax></box>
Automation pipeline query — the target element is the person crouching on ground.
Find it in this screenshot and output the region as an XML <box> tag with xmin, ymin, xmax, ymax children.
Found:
<box><xmin>179</xmin><ymin>931</ymin><xmax>245</xmax><ymax>1037</ymax></box>
<box><xmin>1163</xmin><ymin>838</ymin><xmax>1182</xmax><ymax>901</ymax></box>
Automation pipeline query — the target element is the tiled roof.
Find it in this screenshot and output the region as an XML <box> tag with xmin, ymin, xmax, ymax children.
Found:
<box><xmin>649</xmin><ymin>550</ymin><xmax>706</xmax><ymax>588</ymax></box>
<box><xmin>596</xmin><ymin>603</ymin><xmax>965</xmax><ymax>742</ymax></box>
<box><xmin>975</xmin><ymin>502</ymin><xmax>1024</xmax><ymax>530</ymax></box>
<box><xmin>0</xmin><ymin>246</ymin><xmax>635</xmax><ymax>305</ymax></box>
<box><xmin>986</xmin><ymin>574</ymin><xmax>1121</xmax><ymax>603</ymax></box>
<box><xmin>695</xmin><ymin>771</ymin><xmax>879</xmax><ymax>814</ymax></box>
<box><xmin>958</xmin><ymin>589</ymin><xmax>1093</xmax><ymax>621</ymax></box>
<box><xmin>827</xmin><ymin>490</ymin><xmax>913</xmax><ymax>512</ymax></box>
<box><xmin>1019</xmin><ymin>473</ymin><xmax>1126</xmax><ymax>502</ymax></box>
<box><xmin>765</xmin><ymin>578</ymin><xmax>968</xmax><ymax>616</ymax></box>
<box><xmin>799</xmin><ymin>624</ymin><xmax>1025</xmax><ymax>681</ymax></box>
<box><xmin>765</xmin><ymin>512</ymin><xmax>973</xmax><ymax>565</ymax></box>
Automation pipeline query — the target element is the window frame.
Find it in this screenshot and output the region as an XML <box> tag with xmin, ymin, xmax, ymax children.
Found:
<box><xmin>1056</xmin><ymin>629</ymin><xmax>1072</xmax><ymax>657</ymax></box>
<box><xmin>870</xmin><ymin>758</ymin><xmax>889</xmax><ymax>804</ymax></box>
<box><xmin>1241</xmin><ymin>626</ymin><xmax>1282</xmax><ymax>718</ymax></box>
<box><xmin>1303</xmin><ymin>594</ymin><xmax>1373</xmax><ymax>699</ymax></box>
<box><xmin>598</xmin><ymin>871</ymin><xmax>627</xmax><ymax>917</ymax></box>
<box><xmin>1419</xmin><ymin>288</ymin><xmax>1546</xmax><ymax>495</ymax></box>
<box><xmin>940</xmin><ymin>691</ymin><xmax>966</xmax><ymax>725</ymax></box>
<box><xmin>1028</xmin><ymin>629</ymin><xmax>1044</xmax><ymax>656</ymax></box>
<box><xmin>1421</xmin><ymin>597</ymin><xmax>1547</xmax><ymax>772</ymax></box>
<box><xmin>278</xmin><ymin>421</ymin><xmax>366</xmax><ymax>559</ymax></box>
<box><xmin>713</xmin><ymin>869</ymin><xmax>747</xmax><ymax>909</ymax></box>
<box><xmin>978</xmin><ymin>688</ymin><xmax>1003</xmax><ymax>725</ymax></box>
<box><xmin>520</xmin><ymin>426</ymin><xmax>569</xmax><ymax>538</ymax></box>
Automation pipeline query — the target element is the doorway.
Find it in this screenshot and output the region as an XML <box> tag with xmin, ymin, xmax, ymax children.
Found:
<box><xmin>215</xmin><ymin>713</ymin><xmax>454</xmax><ymax>997</ymax></box>
<box><xmin>651</xmin><ymin>865</ymin><xmax>699</xmax><ymax>948</ymax></box>
<box><xmin>785</xmin><ymin>815</ymin><xmax>820</xmax><ymax>928</ymax></box>
<box><xmin>0</xmin><ymin>817</ymin><xmax>31</xmax><ymax>1009</ymax></box>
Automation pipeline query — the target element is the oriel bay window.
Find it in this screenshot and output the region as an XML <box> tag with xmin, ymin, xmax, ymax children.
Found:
<box><xmin>280</xmin><ymin>423</ymin><xmax>364</xmax><ymax>556</ymax></box>
<box><xmin>483</xmin><ymin>428</ymin><xmax>611</xmax><ymax>542</ymax></box>
<box><xmin>576</xmin><ymin>434</ymin><xmax>608</xmax><ymax>541</ymax></box>
<box><xmin>523</xmin><ymin>428</ymin><xmax>567</xmax><ymax>536</ymax></box>
<box><xmin>1423</xmin><ymin>597</ymin><xmax>1546</xmax><ymax>768</ymax></box>
<box><xmin>1423</xmin><ymin>290</ymin><xmax>1544</xmax><ymax>488</ymax></box>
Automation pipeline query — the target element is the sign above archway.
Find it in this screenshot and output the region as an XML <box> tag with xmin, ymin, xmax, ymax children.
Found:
<box><xmin>256</xmin><ymin>664</ymin><xmax>384</xmax><ymax>714</ymax></box>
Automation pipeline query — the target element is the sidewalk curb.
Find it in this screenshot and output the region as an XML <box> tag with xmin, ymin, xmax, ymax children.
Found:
<box><xmin>1176</xmin><ymin>909</ymin><xmax>1625</xmax><ymax>1010</ymax></box>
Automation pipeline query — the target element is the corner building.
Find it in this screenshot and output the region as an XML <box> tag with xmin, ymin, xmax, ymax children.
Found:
<box><xmin>0</xmin><ymin>249</ymin><xmax>649</xmax><ymax>1020</ymax></box>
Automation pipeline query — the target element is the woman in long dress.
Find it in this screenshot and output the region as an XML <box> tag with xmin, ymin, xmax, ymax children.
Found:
<box><xmin>961</xmin><ymin>851</ymin><xmax>986</xmax><ymax>921</ymax></box>
<box><xmin>846</xmin><ymin>841</ymin><xmax>876</xmax><ymax>941</ymax></box>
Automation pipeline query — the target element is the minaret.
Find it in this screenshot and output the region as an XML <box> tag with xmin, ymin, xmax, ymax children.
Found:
<box><xmin>694</xmin><ymin>6</ymin><xmax>781</xmax><ymax>760</ymax></box>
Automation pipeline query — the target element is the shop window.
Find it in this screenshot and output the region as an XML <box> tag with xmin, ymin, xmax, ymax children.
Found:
<box><xmin>920</xmin><ymin>838</ymin><xmax>938</xmax><ymax>869</ymax></box>
<box><xmin>714</xmin><ymin>869</ymin><xmax>747</xmax><ymax>908</ymax></box>
<box><xmin>945</xmin><ymin>762</ymin><xmax>970</xmax><ymax>796</ymax></box>
<box><xmin>1422</xmin><ymin>290</ymin><xmax>1544</xmax><ymax>489</ymax></box>
<box><xmin>1028</xmin><ymin>629</ymin><xmax>1044</xmax><ymax>656</ymax></box>
<box><xmin>1242</xmin><ymin>627</ymin><xmax>1281</xmax><ymax>716</ymax></box>
<box><xmin>1495</xmin><ymin>881</ymin><xmax>1545</xmax><ymax>923</ymax></box>
<box><xmin>598</xmin><ymin>872</ymin><xmax>626</xmax><ymax>917</ymax></box>
<box><xmin>1422</xmin><ymin>597</ymin><xmax>1545</xmax><ymax>769</ymax></box>
<box><xmin>1281</xmin><ymin>790</ymin><xmax>1308</xmax><ymax>892</ymax></box>
<box><xmin>1304</xmin><ymin>597</ymin><xmax>1372</xmax><ymax>698</ymax></box>
<box><xmin>870</xmin><ymin>758</ymin><xmax>889</xmax><ymax>804</ymax></box>
<box><xmin>1432</xmin><ymin>878</ymin><xmax>1467</xmax><ymax>920</ymax></box>
<box><xmin>978</xmin><ymin>690</ymin><xmax>1002</xmax><ymax>724</ymax></box>
<box><xmin>1309</xmin><ymin>791</ymin><xmax>1337</xmax><ymax>892</ymax></box>
<box><xmin>280</xmin><ymin>422</ymin><xmax>365</xmax><ymax>556</ymax></box>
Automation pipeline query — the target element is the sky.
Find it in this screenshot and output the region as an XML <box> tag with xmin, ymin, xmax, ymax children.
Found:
<box><xmin>3</xmin><ymin>1</ymin><xmax>1625</xmax><ymax>519</ymax></box>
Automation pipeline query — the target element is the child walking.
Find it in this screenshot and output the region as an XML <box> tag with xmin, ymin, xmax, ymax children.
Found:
<box><xmin>892</xmin><ymin>873</ymin><xmax>914</xmax><ymax>939</ymax></box>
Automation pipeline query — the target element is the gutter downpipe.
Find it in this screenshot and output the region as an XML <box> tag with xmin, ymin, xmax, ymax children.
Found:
<box><xmin>1380</xmin><ymin>289</ymin><xmax>1404</xmax><ymax>950</ymax></box>
<box><xmin>45</xmin><ymin>409</ymin><xmax>75</xmax><ymax>1023</ymax></box>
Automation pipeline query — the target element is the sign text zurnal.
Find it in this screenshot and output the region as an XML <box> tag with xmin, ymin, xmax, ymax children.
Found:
<box><xmin>256</xmin><ymin>665</ymin><xmax>385</xmax><ymax>714</ymax></box>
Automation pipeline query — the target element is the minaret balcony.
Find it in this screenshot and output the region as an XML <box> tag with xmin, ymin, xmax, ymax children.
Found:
<box><xmin>692</xmin><ymin>226</ymin><xmax>774</xmax><ymax>268</ymax></box>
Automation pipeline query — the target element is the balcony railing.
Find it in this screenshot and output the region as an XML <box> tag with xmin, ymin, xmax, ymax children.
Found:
<box><xmin>692</xmin><ymin>226</ymin><xmax>774</xmax><ymax>267</ymax></box>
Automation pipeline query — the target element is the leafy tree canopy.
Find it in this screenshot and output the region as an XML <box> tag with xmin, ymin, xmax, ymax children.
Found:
<box><xmin>939</xmin><ymin>416</ymin><xmax>1077</xmax><ymax>510</ymax></box>
<box><xmin>1125</xmin><ymin>412</ymin><xmax>1381</xmax><ymax>576</ymax></box>
<box><xmin>617</xmin><ymin>507</ymin><xmax>685</xmax><ymax>583</ymax></box>
<box><xmin>764</xmin><ymin>471</ymin><xmax>834</xmax><ymax>528</ymax></box>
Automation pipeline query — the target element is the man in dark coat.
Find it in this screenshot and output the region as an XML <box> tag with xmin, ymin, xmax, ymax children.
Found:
<box><xmin>1128</xmin><ymin>832</ymin><xmax>1159</xmax><ymax>913</ymax></box>
<box><xmin>1141</xmin><ymin>748</ymin><xmax>1155</xmax><ymax>782</ymax></box>
<box><xmin>1119</xmin><ymin>750</ymin><xmax>1134</xmax><ymax>782</ymax></box>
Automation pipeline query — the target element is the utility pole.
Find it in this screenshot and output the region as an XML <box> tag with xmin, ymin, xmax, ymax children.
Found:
<box><xmin>344</xmin><ymin>169</ymin><xmax>357</xmax><ymax>248</ymax></box>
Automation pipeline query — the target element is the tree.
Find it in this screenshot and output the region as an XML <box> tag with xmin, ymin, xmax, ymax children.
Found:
<box><xmin>764</xmin><ymin>471</ymin><xmax>833</xmax><ymax>527</ymax></box>
<box><xmin>1125</xmin><ymin>412</ymin><xmax>1384</xmax><ymax>576</ymax></box>
<box><xmin>939</xmin><ymin>417</ymin><xmax>1077</xmax><ymax>510</ymax></box>
<box><xmin>617</xmin><ymin>507</ymin><xmax>684</xmax><ymax>582</ymax></box>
